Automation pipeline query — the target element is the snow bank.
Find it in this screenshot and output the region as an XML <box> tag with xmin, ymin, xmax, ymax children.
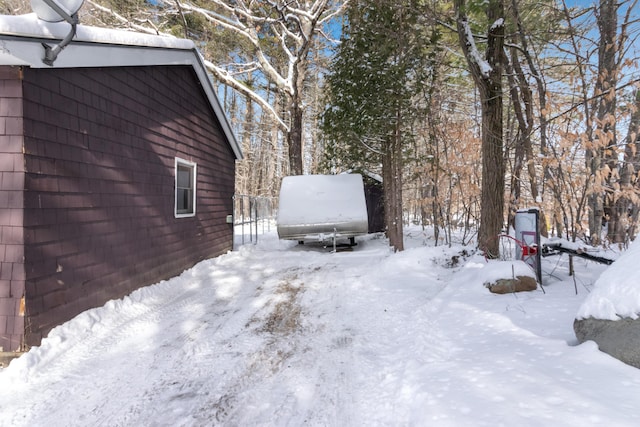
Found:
<box><xmin>576</xmin><ymin>239</ymin><xmax>640</xmax><ymax>320</ymax></box>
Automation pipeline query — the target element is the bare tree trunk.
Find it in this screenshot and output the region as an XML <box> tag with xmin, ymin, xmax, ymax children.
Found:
<box><xmin>382</xmin><ymin>109</ymin><xmax>405</xmax><ymax>252</ymax></box>
<box><xmin>287</xmin><ymin>51</ymin><xmax>311</xmax><ymax>176</ymax></box>
<box><xmin>612</xmin><ymin>90</ymin><xmax>640</xmax><ymax>242</ymax></box>
<box><xmin>589</xmin><ymin>0</ymin><xmax>618</xmax><ymax>244</ymax></box>
<box><xmin>424</xmin><ymin>45</ymin><xmax>443</xmax><ymax>243</ymax></box>
<box><xmin>455</xmin><ymin>0</ymin><xmax>506</xmax><ymax>259</ymax></box>
<box><xmin>505</xmin><ymin>51</ymin><xmax>526</xmax><ymax>229</ymax></box>
<box><xmin>505</xmin><ymin>0</ymin><xmax>551</xmax><ymax>235</ymax></box>
<box><xmin>560</xmin><ymin>0</ymin><xmax>594</xmax><ymax>243</ymax></box>
<box><xmin>243</xmin><ymin>96</ymin><xmax>255</xmax><ymax>194</ymax></box>
<box><xmin>382</xmin><ymin>147</ymin><xmax>396</xmax><ymax>249</ymax></box>
<box><xmin>288</xmin><ymin>99</ymin><xmax>304</xmax><ymax>176</ymax></box>
<box><xmin>308</xmin><ymin>45</ymin><xmax>325</xmax><ymax>175</ymax></box>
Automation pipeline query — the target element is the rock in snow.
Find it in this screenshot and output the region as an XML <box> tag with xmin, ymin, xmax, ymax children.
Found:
<box><xmin>574</xmin><ymin>317</ymin><xmax>640</xmax><ymax>368</ymax></box>
<box><xmin>486</xmin><ymin>276</ymin><xmax>537</xmax><ymax>294</ymax></box>
<box><xmin>574</xmin><ymin>239</ymin><xmax>640</xmax><ymax>368</ymax></box>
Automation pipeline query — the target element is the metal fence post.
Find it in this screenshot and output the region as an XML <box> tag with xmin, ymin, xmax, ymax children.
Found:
<box><xmin>233</xmin><ymin>194</ymin><xmax>277</xmax><ymax>248</ymax></box>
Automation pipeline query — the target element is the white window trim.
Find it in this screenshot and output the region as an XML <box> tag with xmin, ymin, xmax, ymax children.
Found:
<box><xmin>174</xmin><ymin>157</ymin><xmax>197</xmax><ymax>218</ymax></box>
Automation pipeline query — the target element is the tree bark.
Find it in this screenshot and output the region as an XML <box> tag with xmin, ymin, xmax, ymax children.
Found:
<box><xmin>589</xmin><ymin>0</ymin><xmax>618</xmax><ymax>244</ymax></box>
<box><xmin>505</xmin><ymin>50</ymin><xmax>526</xmax><ymax>229</ymax></box>
<box><xmin>509</xmin><ymin>0</ymin><xmax>546</xmax><ymax>213</ymax></box>
<box><xmin>288</xmin><ymin>99</ymin><xmax>304</xmax><ymax>176</ymax></box>
<box><xmin>383</xmin><ymin>111</ymin><xmax>405</xmax><ymax>252</ymax></box>
<box><xmin>455</xmin><ymin>0</ymin><xmax>506</xmax><ymax>258</ymax></box>
<box><xmin>611</xmin><ymin>90</ymin><xmax>640</xmax><ymax>242</ymax></box>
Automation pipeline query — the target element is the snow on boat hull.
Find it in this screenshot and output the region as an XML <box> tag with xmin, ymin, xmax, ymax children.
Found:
<box><xmin>277</xmin><ymin>174</ymin><xmax>369</xmax><ymax>242</ymax></box>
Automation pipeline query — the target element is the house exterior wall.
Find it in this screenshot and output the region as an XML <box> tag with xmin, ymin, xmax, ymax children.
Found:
<box><xmin>18</xmin><ymin>65</ymin><xmax>235</xmax><ymax>347</ymax></box>
<box><xmin>0</xmin><ymin>66</ymin><xmax>26</xmax><ymax>352</ymax></box>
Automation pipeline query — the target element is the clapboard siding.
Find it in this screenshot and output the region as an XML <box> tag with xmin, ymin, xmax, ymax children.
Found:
<box><xmin>19</xmin><ymin>65</ymin><xmax>235</xmax><ymax>346</ymax></box>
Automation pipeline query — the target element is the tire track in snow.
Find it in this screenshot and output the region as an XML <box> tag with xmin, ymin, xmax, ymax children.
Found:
<box><xmin>88</xmin><ymin>262</ymin><xmax>318</xmax><ymax>426</ymax></box>
<box><xmin>3</xmin><ymin>270</ymin><xmax>216</xmax><ymax>427</ymax></box>
<box><xmin>2</xmin><ymin>241</ymin><xmax>400</xmax><ymax>426</ymax></box>
<box><xmin>192</xmin><ymin>262</ymin><xmax>362</xmax><ymax>426</ymax></box>
<box><xmin>93</xmin><ymin>265</ymin><xmax>306</xmax><ymax>426</ymax></box>
<box><xmin>3</xmin><ymin>254</ymin><xmax>277</xmax><ymax>427</ymax></box>
<box><xmin>195</xmin><ymin>269</ymin><xmax>308</xmax><ymax>425</ymax></box>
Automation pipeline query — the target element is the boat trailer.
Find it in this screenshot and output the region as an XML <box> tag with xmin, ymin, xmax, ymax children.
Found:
<box><xmin>541</xmin><ymin>242</ymin><xmax>615</xmax><ymax>265</ymax></box>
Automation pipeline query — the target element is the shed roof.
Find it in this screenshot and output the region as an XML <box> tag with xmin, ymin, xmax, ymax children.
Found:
<box><xmin>0</xmin><ymin>14</ymin><xmax>242</xmax><ymax>160</ymax></box>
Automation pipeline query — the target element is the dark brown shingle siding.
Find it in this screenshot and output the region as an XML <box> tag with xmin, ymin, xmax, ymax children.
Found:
<box><xmin>0</xmin><ymin>66</ymin><xmax>25</xmax><ymax>352</ymax></box>
<box><xmin>19</xmin><ymin>65</ymin><xmax>235</xmax><ymax>346</ymax></box>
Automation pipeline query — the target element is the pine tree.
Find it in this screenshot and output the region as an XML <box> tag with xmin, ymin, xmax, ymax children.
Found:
<box><xmin>321</xmin><ymin>0</ymin><xmax>434</xmax><ymax>251</ymax></box>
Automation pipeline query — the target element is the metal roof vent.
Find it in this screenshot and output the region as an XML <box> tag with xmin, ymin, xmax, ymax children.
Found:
<box><xmin>31</xmin><ymin>0</ymin><xmax>84</xmax><ymax>65</ymax></box>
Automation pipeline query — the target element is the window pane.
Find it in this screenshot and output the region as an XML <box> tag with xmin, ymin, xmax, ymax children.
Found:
<box><xmin>177</xmin><ymin>167</ymin><xmax>192</xmax><ymax>188</ymax></box>
<box><xmin>177</xmin><ymin>188</ymin><xmax>194</xmax><ymax>213</ymax></box>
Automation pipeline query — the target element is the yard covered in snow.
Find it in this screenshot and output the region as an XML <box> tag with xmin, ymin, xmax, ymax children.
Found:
<box><xmin>1</xmin><ymin>227</ymin><xmax>639</xmax><ymax>426</ymax></box>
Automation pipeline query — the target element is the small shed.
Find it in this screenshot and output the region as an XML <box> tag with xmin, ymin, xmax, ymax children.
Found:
<box><xmin>0</xmin><ymin>14</ymin><xmax>242</xmax><ymax>350</ymax></box>
<box><xmin>360</xmin><ymin>171</ymin><xmax>385</xmax><ymax>233</ymax></box>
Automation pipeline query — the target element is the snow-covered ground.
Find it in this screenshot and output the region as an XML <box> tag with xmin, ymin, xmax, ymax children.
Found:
<box><xmin>1</xmin><ymin>227</ymin><xmax>640</xmax><ymax>426</ymax></box>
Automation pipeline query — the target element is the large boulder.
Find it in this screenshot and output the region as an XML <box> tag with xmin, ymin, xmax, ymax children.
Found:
<box><xmin>574</xmin><ymin>239</ymin><xmax>640</xmax><ymax>368</ymax></box>
<box><xmin>574</xmin><ymin>317</ymin><xmax>640</xmax><ymax>368</ymax></box>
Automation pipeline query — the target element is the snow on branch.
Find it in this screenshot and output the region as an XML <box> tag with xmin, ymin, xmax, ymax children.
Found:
<box><xmin>460</xmin><ymin>17</ymin><xmax>492</xmax><ymax>79</ymax></box>
<box><xmin>86</xmin><ymin>0</ymin><xmax>168</xmax><ymax>35</ymax></box>
<box><xmin>203</xmin><ymin>59</ymin><xmax>290</xmax><ymax>132</ymax></box>
<box><xmin>100</xmin><ymin>0</ymin><xmax>345</xmax><ymax>138</ymax></box>
<box><xmin>177</xmin><ymin>2</ymin><xmax>292</xmax><ymax>93</ymax></box>
<box><xmin>490</xmin><ymin>18</ymin><xmax>504</xmax><ymax>31</ymax></box>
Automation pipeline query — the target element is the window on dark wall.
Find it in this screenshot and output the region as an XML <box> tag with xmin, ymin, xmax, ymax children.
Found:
<box><xmin>175</xmin><ymin>157</ymin><xmax>197</xmax><ymax>217</ymax></box>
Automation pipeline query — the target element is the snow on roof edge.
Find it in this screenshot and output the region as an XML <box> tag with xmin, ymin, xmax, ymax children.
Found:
<box><xmin>0</xmin><ymin>13</ymin><xmax>194</xmax><ymax>49</ymax></box>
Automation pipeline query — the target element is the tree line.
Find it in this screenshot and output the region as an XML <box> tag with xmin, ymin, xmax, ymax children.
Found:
<box><xmin>5</xmin><ymin>0</ymin><xmax>640</xmax><ymax>255</ymax></box>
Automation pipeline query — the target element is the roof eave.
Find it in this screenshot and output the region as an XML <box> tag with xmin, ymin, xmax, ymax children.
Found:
<box><xmin>0</xmin><ymin>28</ymin><xmax>243</xmax><ymax>160</ymax></box>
